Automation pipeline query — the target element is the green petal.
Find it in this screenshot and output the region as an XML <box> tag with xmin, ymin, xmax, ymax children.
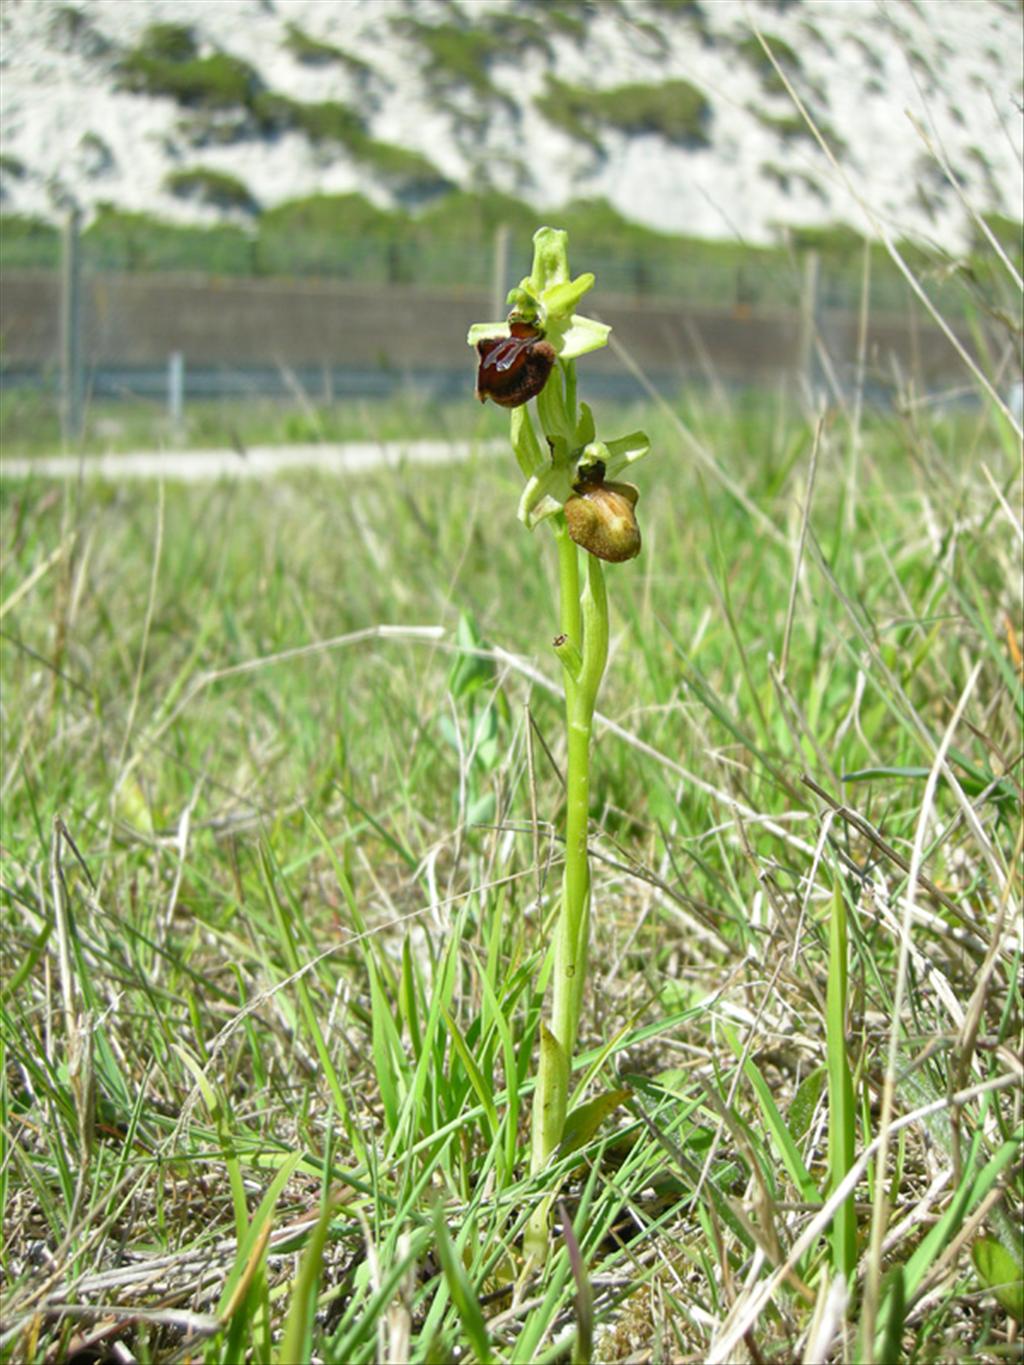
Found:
<box><xmin>578</xmin><ymin>442</ymin><xmax>609</xmax><ymax>479</ymax></box>
<box><xmin>603</xmin><ymin>430</ymin><xmax>651</xmax><ymax>474</ymax></box>
<box><xmin>506</xmin><ymin>282</ymin><xmax>540</xmax><ymax>319</ymax></box>
<box><xmin>541</xmin><ymin>272</ymin><xmax>595</xmax><ymax>319</ymax></box>
<box><xmin>549</xmin><ymin>313</ymin><xmax>611</xmax><ymax>360</ymax></box>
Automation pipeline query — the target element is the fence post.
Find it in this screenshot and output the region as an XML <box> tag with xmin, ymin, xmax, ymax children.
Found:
<box><xmin>168</xmin><ymin>350</ymin><xmax>185</xmax><ymax>441</ymax></box>
<box><xmin>796</xmin><ymin>248</ymin><xmax>820</xmax><ymax>395</ymax></box>
<box><xmin>492</xmin><ymin>224</ymin><xmax>510</xmax><ymax>322</ymax></box>
<box><xmin>59</xmin><ymin>206</ymin><xmax>84</xmax><ymax>444</ymax></box>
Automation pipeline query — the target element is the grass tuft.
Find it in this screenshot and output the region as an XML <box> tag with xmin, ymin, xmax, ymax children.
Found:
<box><xmin>2</xmin><ymin>370</ymin><xmax>1019</xmax><ymax>1359</ymax></box>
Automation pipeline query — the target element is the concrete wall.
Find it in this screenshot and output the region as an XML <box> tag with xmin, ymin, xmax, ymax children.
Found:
<box><xmin>0</xmin><ymin>269</ymin><xmax>978</xmax><ymax>391</ymax></box>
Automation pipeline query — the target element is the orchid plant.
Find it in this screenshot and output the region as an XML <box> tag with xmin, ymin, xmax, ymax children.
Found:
<box><xmin>469</xmin><ymin>227</ymin><xmax>651</xmax><ymax>1263</ymax></box>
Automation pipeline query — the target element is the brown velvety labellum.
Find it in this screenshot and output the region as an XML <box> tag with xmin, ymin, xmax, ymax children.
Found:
<box><xmin>564</xmin><ymin>479</ymin><xmax>641</xmax><ymax>562</ymax></box>
<box><xmin>476</xmin><ymin>322</ymin><xmax>556</xmax><ymax>408</ymax></box>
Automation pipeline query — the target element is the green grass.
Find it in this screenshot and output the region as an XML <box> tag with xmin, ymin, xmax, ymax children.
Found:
<box><xmin>2</xmin><ymin>354</ymin><xmax>1021</xmax><ymax>1359</ymax></box>
<box><xmin>0</xmin><ymin>391</ymin><xmax>508</xmax><ymax>458</ymax></box>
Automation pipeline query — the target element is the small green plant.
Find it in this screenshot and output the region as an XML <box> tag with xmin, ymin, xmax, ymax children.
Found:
<box><xmin>47</xmin><ymin>3</ymin><xmax>115</xmax><ymax>59</ymax></box>
<box><xmin>760</xmin><ymin>160</ymin><xmax>827</xmax><ymax>200</ymax></box>
<box><xmin>282</xmin><ymin>21</ymin><xmax>372</xmax><ymax>80</ymax></box>
<box><xmin>398</xmin><ymin>18</ymin><xmax>503</xmax><ymax>100</ymax></box>
<box><xmin>0</xmin><ymin>213</ymin><xmax>60</xmax><ymax>269</ymax></box>
<box><xmin>536</xmin><ymin>76</ymin><xmax>711</xmax><ymax>150</ymax></box>
<box><xmin>249</xmin><ymin>94</ymin><xmax>448</xmax><ymax>197</ymax></box>
<box><xmin>114</xmin><ymin>21</ymin><xmax>263</xmax><ymax>114</ymax></box>
<box><xmin>735</xmin><ymin>31</ymin><xmax>801</xmax><ymax>96</ymax></box>
<box><xmin>165</xmin><ymin>166</ymin><xmax>259</xmax><ymax>214</ymax></box>
<box><xmin>468</xmin><ymin>228</ymin><xmax>651</xmax><ymax>1262</ymax></box>
<box><xmin>541</xmin><ymin>6</ymin><xmax>587</xmax><ymax>40</ymax></box>
<box><xmin>116</xmin><ymin>39</ymin><xmax>261</xmax><ymax>109</ymax></box>
<box><xmin>0</xmin><ymin>153</ymin><xmax>27</xmax><ymax>180</ymax></box>
<box><xmin>251</xmin><ymin>91</ymin><xmax>362</xmax><ymax>143</ymax></box>
<box><xmin>355</xmin><ymin>141</ymin><xmax>450</xmax><ymax>198</ymax></box>
<box><xmin>80</xmin><ymin>206</ymin><xmax>253</xmax><ymax>273</ymax></box>
<box><xmin>136</xmin><ymin>21</ymin><xmax>199</xmax><ymax>63</ymax></box>
<box><xmin>755</xmin><ymin>107</ymin><xmax>848</xmax><ymax>154</ymax></box>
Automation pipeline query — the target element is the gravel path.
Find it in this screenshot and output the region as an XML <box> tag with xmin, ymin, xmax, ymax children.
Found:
<box><xmin>1</xmin><ymin>439</ymin><xmax>501</xmax><ymax>483</ymax></box>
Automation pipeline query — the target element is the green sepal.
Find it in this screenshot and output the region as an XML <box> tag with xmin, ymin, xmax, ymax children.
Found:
<box><xmin>467</xmin><ymin>320</ymin><xmax>509</xmax><ymax>347</ymax></box>
<box><xmin>510</xmin><ymin>405</ymin><xmax>546</xmax><ymax>478</ymax></box>
<box><xmin>575</xmin><ymin>402</ymin><xmax>596</xmax><ymax>446</ymax></box>
<box><xmin>529</xmin><ymin>226</ymin><xmax>570</xmax><ymax>292</ymax></box>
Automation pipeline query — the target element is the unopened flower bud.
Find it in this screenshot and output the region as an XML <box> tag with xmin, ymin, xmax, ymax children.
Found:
<box><xmin>564</xmin><ymin>477</ymin><xmax>641</xmax><ymax>562</ymax></box>
<box><xmin>476</xmin><ymin>322</ymin><xmax>556</xmax><ymax>408</ymax></box>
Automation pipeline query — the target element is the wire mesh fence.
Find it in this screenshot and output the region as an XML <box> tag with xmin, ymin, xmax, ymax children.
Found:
<box><xmin>1</xmin><ymin>210</ymin><xmax>1013</xmax><ymax>447</ymax></box>
<box><xmin>0</xmin><ymin>211</ymin><xmax>969</xmax><ymax>314</ymax></box>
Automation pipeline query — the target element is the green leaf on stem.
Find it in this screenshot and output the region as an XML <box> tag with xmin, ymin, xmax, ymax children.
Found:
<box><xmin>533</xmin><ymin>1022</ymin><xmax>569</xmax><ymax>1168</ymax></box>
<box><xmin>558</xmin><ymin>1087</ymin><xmax>632</xmax><ymax>1158</ymax></box>
<box><xmin>973</xmin><ymin>1237</ymin><xmax>1024</xmax><ymax>1320</ymax></box>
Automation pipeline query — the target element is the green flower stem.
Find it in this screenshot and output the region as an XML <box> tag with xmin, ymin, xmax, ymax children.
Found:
<box><xmin>469</xmin><ymin>226</ymin><xmax>649</xmax><ymax>1269</ymax></box>
<box><xmin>526</xmin><ymin>525</ymin><xmax>609</xmax><ymax>1264</ymax></box>
<box><xmin>552</xmin><ymin>551</ymin><xmax>607</xmax><ymax>1055</ymax></box>
<box><xmin>556</xmin><ymin>518</ymin><xmax>582</xmax><ymax>650</ymax></box>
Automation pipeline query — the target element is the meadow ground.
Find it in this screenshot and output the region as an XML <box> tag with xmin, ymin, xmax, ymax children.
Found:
<box><xmin>1</xmin><ymin>374</ymin><xmax>1021</xmax><ymax>1362</ymax></box>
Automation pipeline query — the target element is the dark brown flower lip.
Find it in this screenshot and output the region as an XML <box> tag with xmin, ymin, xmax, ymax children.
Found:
<box><xmin>475</xmin><ymin>322</ymin><xmax>556</xmax><ymax>408</ymax></box>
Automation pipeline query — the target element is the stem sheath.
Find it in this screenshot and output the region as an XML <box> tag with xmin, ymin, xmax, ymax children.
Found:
<box><xmin>526</xmin><ymin>531</ymin><xmax>608</xmax><ymax>1264</ymax></box>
